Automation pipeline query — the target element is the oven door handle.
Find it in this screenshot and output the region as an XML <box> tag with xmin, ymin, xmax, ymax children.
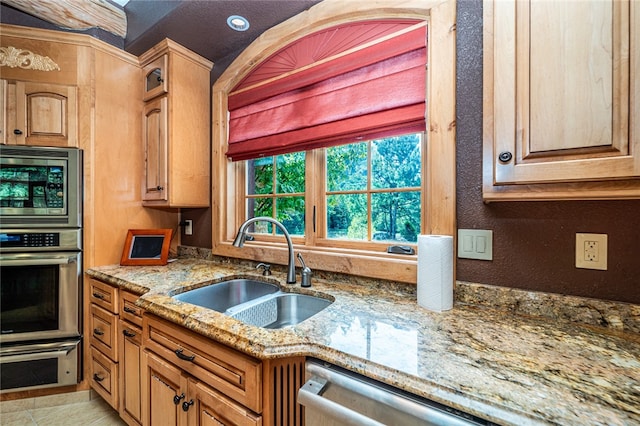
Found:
<box><xmin>0</xmin><ymin>256</ymin><xmax>76</xmax><ymax>266</ymax></box>
<box><xmin>0</xmin><ymin>342</ymin><xmax>79</xmax><ymax>362</ymax></box>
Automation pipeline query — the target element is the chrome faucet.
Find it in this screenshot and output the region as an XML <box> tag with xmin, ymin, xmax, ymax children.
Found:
<box><xmin>232</xmin><ymin>217</ymin><xmax>297</xmax><ymax>284</ymax></box>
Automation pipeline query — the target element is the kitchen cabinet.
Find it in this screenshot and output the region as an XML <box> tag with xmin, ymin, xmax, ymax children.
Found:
<box><xmin>142</xmin><ymin>314</ymin><xmax>305</xmax><ymax>426</ymax></box>
<box><xmin>143</xmin><ymin>351</ymin><xmax>261</xmax><ymax>426</ymax></box>
<box><xmin>139</xmin><ymin>39</ymin><xmax>213</xmax><ymax>208</ymax></box>
<box><xmin>119</xmin><ymin>291</ymin><xmax>144</xmax><ymax>426</ymax></box>
<box><xmin>142</xmin><ymin>54</ymin><xmax>168</xmax><ymax>101</ymax></box>
<box><xmin>483</xmin><ymin>0</ymin><xmax>640</xmax><ymax>200</ymax></box>
<box><xmin>88</xmin><ymin>277</ymin><xmax>145</xmax><ymax>426</ymax></box>
<box><xmin>88</xmin><ymin>278</ymin><xmax>120</xmax><ymax>409</ymax></box>
<box><xmin>1</xmin><ymin>79</ymin><xmax>77</xmax><ymax>147</ymax></box>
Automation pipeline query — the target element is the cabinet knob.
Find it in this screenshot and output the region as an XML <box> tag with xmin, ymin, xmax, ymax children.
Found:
<box><xmin>173</xmin><ymin>393</ymin><xmax>185</xmax><ymax>405</ymax></box>
<box><xmin>498</xmin><ymin>151</ymin><xmax>513</xmax><ymax>163</ymax></box>
<box><xmin>156</xmin><ymin>185</ymin><xmax>164</xmax><ymax>191</ymax></box>
<box><xmin>93</xmin><ymin>373</ymin><xmax>104</xmax><ymax>382</ymax></box>
<box><xmin>182</xmin><ymin>400</ymin><xmax>194</xmax><ymax>412</ymax></box>
<box><xmin>13</xmin><ymin>129</ymin><xmax>23</xmax><ymax>135</ymax></box>
<box><xmin>93</xmin><ymin>328</ymin><xmax>104</xmax><ymax>336</ymax></box>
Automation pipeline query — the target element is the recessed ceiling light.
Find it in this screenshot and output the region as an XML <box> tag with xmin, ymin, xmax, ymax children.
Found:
<box><xmin>227</xmin><ymin>15</ymin><xmax>250</xmax><ymax>32</ymax></box>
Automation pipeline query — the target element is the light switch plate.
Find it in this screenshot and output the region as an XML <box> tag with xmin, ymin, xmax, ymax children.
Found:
<box><xmin>576</xmin><ymin>233</ymin><xmax>607</xmax><ymax>270</ymax></box>
<box><xmin>457</xmin><ymin>229</ymin><xmax>493</xmax><ymax>260</ymax></box>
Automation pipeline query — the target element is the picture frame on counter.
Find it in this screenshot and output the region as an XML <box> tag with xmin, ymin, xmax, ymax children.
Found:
<box><xmin>120</xmin><ymin>228</ymin><xmax>173</xmax><ymax>266</ymax></box>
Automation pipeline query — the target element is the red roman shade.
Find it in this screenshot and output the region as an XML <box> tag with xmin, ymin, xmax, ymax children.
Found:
<box><xmin>226</xmin><ymin>20</ymin><xmax>427</xmax><ymax>161</ymax></box>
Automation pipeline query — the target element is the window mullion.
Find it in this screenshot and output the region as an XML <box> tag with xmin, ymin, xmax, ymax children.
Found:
<box><xmin>305</xmin><ymin>149</ymin><xmax>323</xmax><ymax>245</ymax></box>
<box><xmin>367</xmin><ymin>141</ymin><xmax>373</xmax><ymax>241</ymax></box>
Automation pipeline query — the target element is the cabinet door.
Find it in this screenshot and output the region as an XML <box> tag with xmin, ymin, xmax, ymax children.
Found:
<box><xmin>188</xmin><ymin>379</ymin><xmax>261</xmax><ymax>426</ymax></box>
<box><xmin>0</xmin><ymin>80</ymin><xmax>6</xmax><ymax>144</ymax></box>
<box><xmin>143</xmin><ymin>54</ymin><xmax>169</xmax><ymax>101</ymax></box>
<box><xmin>90</xmin><ymin>304</ymin><xmax>118</xmax><ymax>361</ymax></box>
<box><xmin>484</xmin><ymin>0</ymin><xmax>639</xmax><ymax>186</ymax></box>
<box><xmin>142</xmin><ymin>350</ymin><xmax>188</xmax><ymax>426</ymax></box>
<box><xmin>13</xmin><ymin>81</ymin><xmax>78</xmax><ymax>147</ymax></box>
<box><xmin>90</xmin><ymin>347</ymin><xmax>119</xmax><ymax>410</ymax></box>
<box><xmin>119</xmin><ymin>319</ymin><xmax>143</xmax><ymax>426</ymax></box>
<box><xmin>143</xmin><ymin>96</ymin><xmax>169</xmax><ymax>202</ymax></box>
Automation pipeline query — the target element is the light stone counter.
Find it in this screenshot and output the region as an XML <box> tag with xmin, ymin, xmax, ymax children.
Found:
<box><xmin>87</xmin><ymin>258</ymin><xmax>640</xmax><ymax>426</ymax></box>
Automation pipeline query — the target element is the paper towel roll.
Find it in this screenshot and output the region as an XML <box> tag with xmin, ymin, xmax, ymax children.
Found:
<box><xmin>417</xmin><ymin>235</ymin><xmax>453</xmax><ymax>312</ymax></box>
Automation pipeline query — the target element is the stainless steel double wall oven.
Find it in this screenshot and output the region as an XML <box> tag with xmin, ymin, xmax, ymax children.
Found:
<box><xmin>0</xmin><ymin>145</ymin><xmax>83</xmax><ymax>393</ymax></box>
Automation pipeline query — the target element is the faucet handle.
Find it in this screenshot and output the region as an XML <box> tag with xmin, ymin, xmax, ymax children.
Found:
<box><xmin>297</xmin><ymin>254</ymin><xmax>312</xmax><ymax>287</ymax></box>
<box><xmin>256</xmin><ymin>263</ymin><xmax>272</xmax><ymax>276</ymax></box>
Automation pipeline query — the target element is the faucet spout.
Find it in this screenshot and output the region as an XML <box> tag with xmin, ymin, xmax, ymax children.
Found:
<box><xmin>232</xmin><ymin>216</ymin><xmax>297</xmax><ymax>284</ymax></box>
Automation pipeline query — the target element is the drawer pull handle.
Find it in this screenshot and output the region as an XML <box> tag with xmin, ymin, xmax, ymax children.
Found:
<box><xmin>174</xmin><ymin>349</ymin><xmax>195</xmax><ymax>362</ymax></box>
<box><xmin>92</xmin><ymin>292</ymin><xmax>105</xmax><ymax>300</ymax></box>
<box><xmin>123</xmin><ymin>329</ymin><xmax>136</xmax><ymax>338</ymax></box>
<box><xmin>93</xmin><ymin>328</ymin><xmax>104</xmax><ymax>336</ymax></box>
<box><xmin>123</xmin><ymin>306</ymin><xmax>137</xmax><ymax>314</ymax></box>
<box><xmin>182</xmin><ymin>400</ymin><xmax>194</xmax><ymax>412</ymax></box>
<box><xmin>93</xmin><ymin>373</ymin><xmax>104</xmax><ymax>382</ymax></box>
<box><xmin>173</xmin><ymin>393</ymin><xmax>185</xmax><ymax>405</ymax></box>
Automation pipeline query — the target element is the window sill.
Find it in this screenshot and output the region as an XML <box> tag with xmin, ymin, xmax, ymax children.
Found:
<box><xmin>212</xmin><ymin>241</ymin><xmax>417</xmax><ymax>284</ymax></box>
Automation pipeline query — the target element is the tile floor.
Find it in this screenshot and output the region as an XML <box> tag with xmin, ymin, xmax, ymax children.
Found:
<box><xmin>0</xmin><ymin>390</ymin><xmax>126</xmax><ymax>426</ymax></box>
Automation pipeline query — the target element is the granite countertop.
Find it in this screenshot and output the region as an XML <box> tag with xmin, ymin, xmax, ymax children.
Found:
<box><xmin>87</xmin><ymin>258</ymin><xmax>640</xmax><ymax>426</ymax></box>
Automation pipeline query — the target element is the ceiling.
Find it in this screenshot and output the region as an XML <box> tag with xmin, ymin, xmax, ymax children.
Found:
<box><xmin>0</xmin><ymin>0</ymin><xmax>323</xmax><ymax>82</ymax></box>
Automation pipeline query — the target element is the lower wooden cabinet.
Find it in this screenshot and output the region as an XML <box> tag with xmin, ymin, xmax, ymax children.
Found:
<box><xmin>142</xmin><ymin>350</ymin><xmax>261</xmax><ymax>426</ymax></box>
<box><xmin>87</xmin><ymin>281</ymin><xmax>304</xmax><ymax>426</ymax></box>
<box><xmin>90</xmin><ymin>346</ymin><xmax>118</xmax><ymax>408</ymax></box>
<box><xmin>142</xmin><ymin>314</ymin><xmax>305</xmax><ymax>426</ymax></box>
<box><xmin>119</xmin><ymin>319</ymin><xmax>143</xmax><ymax>425</ymax></box>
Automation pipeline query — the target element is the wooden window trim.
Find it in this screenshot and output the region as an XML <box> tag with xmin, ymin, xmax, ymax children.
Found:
<box><xmin>212</xmin><ymin>0</ymin><xmax>456</xmax><ymax>284</ymax></box>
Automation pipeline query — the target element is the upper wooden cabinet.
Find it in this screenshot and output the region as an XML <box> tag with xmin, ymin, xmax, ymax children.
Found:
<box><xmin>483</xmin><ymin>0</ymin><xmax>640</xmax><ymax>200</ymax></box>
<box><xmin>1</xmin><ymin>80</ymin><xmax>77</xmax><ymax>147</ymax></box>
<box><xmin>139</xmin><ymin>40</ymin><xmax>213</xmax><ymax>208</ymax></box>
<box><xmin>142</xmin><ymin>54</ymin><xmax>168</xmax><ymax>101</ymax></box>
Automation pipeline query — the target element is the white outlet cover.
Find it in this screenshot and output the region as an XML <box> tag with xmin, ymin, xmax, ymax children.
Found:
<box><xmin>575</xmin><ymin>233</ymin><xmax>607</xmax><ymax>270</ymax></box>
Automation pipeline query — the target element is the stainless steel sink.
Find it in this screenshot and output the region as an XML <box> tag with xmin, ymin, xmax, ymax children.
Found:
<box><xmin>172</xmin><ymin>279</ymin><xmax>279</xmax><ymax>312</ymax></box>
<box><xmin>228</xmin><ymin>293</ymin><xmax>332</xmax><ymax>329</ymax></box>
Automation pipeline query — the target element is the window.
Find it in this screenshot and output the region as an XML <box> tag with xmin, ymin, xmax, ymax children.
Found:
<box><xmin>246</xmin><ymin>152</ymin><xmax>305</xmax><ymax>237</ymax></box>
<box><xmin>326</xmin><ymin>134</ymin><xmax>422</xmax><ymax>244</ymax></box>
<box><xmin>212</xmin><ymin>0</ymin><xmax>456</xmax><ymax>284</ymax></box>
<box><xmin>244</xmin><ymin>132</ymin><xmax>423</xmax><ymax>249</ymax></box>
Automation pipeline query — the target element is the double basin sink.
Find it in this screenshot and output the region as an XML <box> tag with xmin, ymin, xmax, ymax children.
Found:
<box><xmin>172</xmin><ymin>279</ymin><xmax>332</xmax><ymax>329</ymax></box>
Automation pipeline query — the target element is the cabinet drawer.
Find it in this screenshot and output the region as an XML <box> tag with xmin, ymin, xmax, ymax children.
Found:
<box><xmin>90</xmin><ymin>304</ymin><xmax>118</xmax><ymax>361</ymax></box>
<box><xmin>191</xmin><ymin>379</ymin><xmax>262</xmax><ymax>426</ymax></box>
<box><xmin>143</xmin><ymin>315</ymin><xmax>262</xmax><ymax>413</ymax></box>
<box><xmin>90</xmin><ymin>347</ymin><xmax>119</xmax><ymax>410</ymax></box>
<box><xmin>120</xmin><ymin>291</ymin><xmax>143</xmax><ymax>327</ymax></box>
<box><xmin>89</xmin><ymin>278</ymin><xmax>119</xmax><ymax>314</ymax></box>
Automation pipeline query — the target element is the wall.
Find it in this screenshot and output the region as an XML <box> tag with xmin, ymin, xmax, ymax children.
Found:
<box><xmin>181</xmin><ymin>0</ymin><xmax>640</xmax><ymax>304</ymax></box>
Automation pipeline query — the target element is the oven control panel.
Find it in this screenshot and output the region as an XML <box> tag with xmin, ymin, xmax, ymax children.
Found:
<box><xmin>0</xmin><ymin>229</ymin><xmax>81</xmax><ymax>252</ymax></box>
<box><xmin>2</xmin><ymin>232</ymin><xmax>60</xmax><ymax>247</ymax></box>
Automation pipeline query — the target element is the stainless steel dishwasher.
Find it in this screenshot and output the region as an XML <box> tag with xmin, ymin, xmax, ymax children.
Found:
<box><xmin>299</xmin><ymin>359</ymin><xmax>491</xmax><ymax>426</ymax></box>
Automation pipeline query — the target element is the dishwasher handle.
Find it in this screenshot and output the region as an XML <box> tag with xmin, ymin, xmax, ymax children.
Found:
<box><xmin>298</xmin><ymin>377</ymin><xmax>386</xmax><ymax>426</ymax></box>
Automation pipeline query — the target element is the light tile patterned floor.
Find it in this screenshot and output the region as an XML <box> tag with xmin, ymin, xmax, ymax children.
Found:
<box><xmin>0</xmin><ymin>390</ymin><xmax>126</xmax><ymax>426</ymax></box>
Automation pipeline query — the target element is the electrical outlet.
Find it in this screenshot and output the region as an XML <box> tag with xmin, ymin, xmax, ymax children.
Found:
<box><xmin>576</xmin><ymin>233</ymin><xmax>607</xmax><ymax>270</ymax></box>
<box><xmin>185</xmin><ymin>219</ymin><xmax>193</xmax><ymax>236</ymax></box>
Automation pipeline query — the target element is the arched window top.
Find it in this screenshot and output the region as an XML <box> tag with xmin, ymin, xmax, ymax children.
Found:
<box><xmin>226</xmin><ymin>19</ymin><xmax>427</xmax><ymax>161</ymax></box>
<box><xmin>232</xmin><ymin>19</ymin><xmax>424</xmax><ymax>91</ymax></box>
